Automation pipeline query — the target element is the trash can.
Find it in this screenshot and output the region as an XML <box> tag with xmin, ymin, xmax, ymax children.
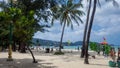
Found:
<box><xmin>45</xmin><ymin>48</ymin><xmax>50</xmax><ymax>53</ymax></box>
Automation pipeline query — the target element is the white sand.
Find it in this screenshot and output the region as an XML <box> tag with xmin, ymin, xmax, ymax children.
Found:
<box><xmin>0</xmin><ymin>50</ymin><xmax>117</xmax><ymax>68</ymax></box>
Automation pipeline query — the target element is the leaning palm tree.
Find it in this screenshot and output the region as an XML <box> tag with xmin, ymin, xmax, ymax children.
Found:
<box><xmin>81</xmin><ymin>0</ymin><xmax>92</xmax><ymax>58</ymax></box>
<box><xmin>51</xmin><ymin>0</ymin><xmax>84</xmax><ymax>52</ymax></box>
<box><xmin>84</xmin><ymin>0</ymin><xmax>97</xmax><ymax>64</ymax></box>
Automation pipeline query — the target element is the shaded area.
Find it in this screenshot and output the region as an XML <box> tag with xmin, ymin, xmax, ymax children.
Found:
<box><xmin>0</xmin><ymin>58</ymin><xmax>57</xmax><ymax>68</ymax></box>
<box><xmin>89</xmin><ymin>63</ymin><xmax>108</xmax><ymax>67</ymax></box>
<box><xmin>29</xmin><ymin>50</ymin><xmax>81</xmax><ymax>56</ymax></box>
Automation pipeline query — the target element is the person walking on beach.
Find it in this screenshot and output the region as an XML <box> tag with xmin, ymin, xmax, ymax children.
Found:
<box><xmin>102</xmin><ymin>46</ymin><xmax>105</xmax><ymax>56</ymax></box>
<box><xmin>117</xmin><ymin>48</ymin><xmax>120</xmax><ymax>62</ymax></box>
<box><xmin>110</xmin><ymin>48</ymin><xmax>116</xmax><ymax>62</ymax></box>
<box><xmin>77</xmin><ymin>46</ymin><xmax>79</xmax><ymax>51</ymax></box>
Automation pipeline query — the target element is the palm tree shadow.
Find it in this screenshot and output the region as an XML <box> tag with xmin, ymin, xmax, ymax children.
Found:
<box><xmin>0</xmin><ymin>58</ymin><xmax>57</xmax><ymax>68</ymax></box>
<box><xmin>89</xmin><ymin>63</ymin><xmax>108</xmax><ymax>67</ymax></box>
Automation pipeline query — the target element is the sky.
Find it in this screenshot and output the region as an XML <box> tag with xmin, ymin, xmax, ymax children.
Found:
<box><xmin>33</xmin><ymin>0</ymin><xmax>120</xmax><ymax>45</ymax></box>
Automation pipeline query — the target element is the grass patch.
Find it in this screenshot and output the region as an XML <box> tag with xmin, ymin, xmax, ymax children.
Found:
<box><xmin>54</xmin><ymin>51</ymin><xmax>64</xmax><ymax>55</ymax></box>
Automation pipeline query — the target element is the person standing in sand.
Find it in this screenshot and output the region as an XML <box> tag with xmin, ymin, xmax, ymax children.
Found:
<box><xmin>117</xmin><ymin>48</ymin><xmax>120</xmax><ymax>62</ymax></box>
<box><xmin>109</xmin><ymin>48</ymin><xmax>116</xmax><ymax>62</ymax></box>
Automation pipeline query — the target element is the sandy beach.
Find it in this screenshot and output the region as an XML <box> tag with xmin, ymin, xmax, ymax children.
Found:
<box><xmin>0</xmin><ymin>50</ymin><xmax>117</xmax><ymax>68</ymax></box>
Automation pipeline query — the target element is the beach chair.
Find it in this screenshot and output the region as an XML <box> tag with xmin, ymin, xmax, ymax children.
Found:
<box><xmin>109</xmin><ymin>61</ymin><xmax>116</xmax><ymax>67</ymax></box>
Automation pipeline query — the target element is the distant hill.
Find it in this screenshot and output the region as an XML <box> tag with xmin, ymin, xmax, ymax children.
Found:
<box><xmin>32</xmin><ymin>38</ymin><xmax>83</xmax><ymax>46</ymax></box>
<box><xmin>32</xmin><ymin>38</ymin><xmax>117</xmax><ymax>47</ymax></box>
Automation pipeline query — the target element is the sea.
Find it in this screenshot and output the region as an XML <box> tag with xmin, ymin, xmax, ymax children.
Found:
<box><xmin>34</xmin><ymin>45</ymin><xmax>120</xmax><ymax>51</ymax></box>
<box><xmin>40</xmin><ymin>45</ymin><xmax>82</xmax><ymax>50</ymax></box>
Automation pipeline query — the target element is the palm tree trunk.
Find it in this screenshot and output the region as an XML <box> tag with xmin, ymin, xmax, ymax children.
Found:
<box><xmin>84</xmin><ymin>0</ymin><xmax>97</xmax><ymax>64</ymax></box>
<box><xmin>59</xmin><ymin>21</ymin><xmax>66</xmax><ymax>52</ymax></box>
<box><xmin>12</xmin><ymin>41</ymin><xmax>16</xmax><ymax>52</ymax></box>
<box><xmin>27</xmin><ymin>45</ymin><xmax>38</xmax><ymax>63</ymax></box>
<box><xmin>81</xmin><ymin>0</ymin><xmax>92</xmax><ymax>58</ymax></box>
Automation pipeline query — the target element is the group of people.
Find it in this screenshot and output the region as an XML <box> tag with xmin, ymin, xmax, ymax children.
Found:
<box><xmin>109</xmin><ymin>48</ymin><xmax>120</xmax><ymax>62</ymax></box>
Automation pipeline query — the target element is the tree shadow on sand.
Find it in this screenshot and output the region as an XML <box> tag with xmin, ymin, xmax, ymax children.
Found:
<box><xmin>29</xmin><ymin>50</ymin><xmax>80</xmax><ymax>56</ymax></box>
<box><xmin>0</xmin><ymin>58</ymin><xmax>57</xmax><ymax>68</ymax></box>
<box><xmin>89</xmin><ymin>63</ymin><xmax>108</xmax><ymax>67</ymax></box>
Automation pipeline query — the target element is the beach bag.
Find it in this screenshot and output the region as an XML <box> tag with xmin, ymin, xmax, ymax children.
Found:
<box><xmin>109</xmin><ymin>61</ymin><xmax>116</xmax><ymax>67</ymax></box>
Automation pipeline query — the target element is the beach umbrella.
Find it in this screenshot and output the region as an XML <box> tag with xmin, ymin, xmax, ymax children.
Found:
<box><xmin>100</xmin><ymin>37</ymin><xmax>111</xmax><ymax>55</ymax></box>
<box><xmin>100</xmin><ymin>37</ymin><xmax>108</xmax><ymax>45</ymax></box>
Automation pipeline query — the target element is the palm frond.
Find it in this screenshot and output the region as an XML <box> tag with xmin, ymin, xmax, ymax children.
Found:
<box><xmin>70</xmin><ymin>14</ymin><xmax>79</xmax><ymax>26</ymax></box>
<box><xmin>71</xmin><ymin>10</ymin><xmax>85</xmax><ymax>16</ymax></box>
<box><xmin>74</xmin><ymin>14</ymin><xmax>84</xmax><ymax>24</ymax></box>
<box><xmin>97</xmin><ymin>0</ymin><xmax>101</xmax><ymax>8</ymax></box>
<box><xmin>50</xmin><ymin>0</ymin><xmax>84</xmax><ymax>29</ymax></box>
<box><xmin>112</xmin><ymin>0</ymin><xmax>119</xmax><ymax>7</ymax></box>
<box><xmin>67</xmin><ymin>0</ymin><xmax>73</xmax><ymax>8</ymax></box>
<box><xmin>105</xmin><ymin>0</ymin><xmax>119</xmax><ymax>7</ymax></box>
<box><xmin>66</xmin><ymin>15</ymin><xmax>72</xmax><ymax>27</ymax></box>
<box><xmin>66</xmin><ymin>15</ymin><xmax>74</xmax><ymax>30</ymax></box>
<box><xmin>69</xmin><ymin>3</ymin><xmax>83</xmax><ymax>10</ymax></box>
<box><xmin>51</xmin><ymin>16</ymin><xmax>55</xmax><ymax>25</ymax></box>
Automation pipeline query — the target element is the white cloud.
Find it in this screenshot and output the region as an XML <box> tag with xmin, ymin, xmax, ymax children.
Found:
<box><xmin>93</xmin><ymin>25</ymin><xmax>120</xmax><ymax>36</ymax></box>
<box><xmin>33</xmin><ymin>22</ymin><xmax>85</xmax><ymax>42</ymax></box>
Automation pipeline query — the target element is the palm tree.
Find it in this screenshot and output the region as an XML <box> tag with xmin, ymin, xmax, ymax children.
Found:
<box><xmin>51</xmin><ymin>0</ymin><xmax>84</xmax><ymax>52</ymax></box>
<box><xmin>83</xmin><ymin>0</ymin><xmax>119</xmax><ymax>64</ymax></box>
<box><xmin>81</xmin><ymin>0</ymin><xmax>92</xmax><ymax>58</ymax></box>
<box><xmin>84</xmin><ymin>0</ymin><xmax>97</xmax><ymax>64</ymax></box>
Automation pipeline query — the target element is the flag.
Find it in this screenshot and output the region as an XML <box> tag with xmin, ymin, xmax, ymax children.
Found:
<box><xmin>103</xmin><ymin>37</ymin><xmax>106</xmax><ymax>41</ymax></box>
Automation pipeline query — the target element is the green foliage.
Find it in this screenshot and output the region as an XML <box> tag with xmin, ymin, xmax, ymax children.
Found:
<box><xmin>104</xmin><ymin>45</ymin><xmax>111</xmax><ymax>54</ymax></box>
<box><xmin>16</xmin><ymin>0</ymin><xmax>57</xmax><ymax>23</ymax></box>
<box><xmin>90</xmin><ymin>42</ymin><xmax>97</xmax><ymax>51</ymax></box>
<box><xmin>54</xmin><ymin>51</ymin><xmax>64</xmax><ymax>55</ymax></box>
<box><xmin>90</xmin><ymin>42</ymin><xmax>103</xmax><ymax>52</ymax></box>
<box><xmin>51</xmin><ymin>0</ymin><xmax>84</xmax><ymax>28</ymax></box>
<box><xmin>0</xmin><ymin>7</ymin><xmax>35</xmax><ymax>46</ymax></box>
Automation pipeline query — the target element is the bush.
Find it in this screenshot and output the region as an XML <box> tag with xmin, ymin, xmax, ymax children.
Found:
<box><xmin>54</xmin><ymin>51</ymin><xmax>64</xmax><ymax>55</ymax></box>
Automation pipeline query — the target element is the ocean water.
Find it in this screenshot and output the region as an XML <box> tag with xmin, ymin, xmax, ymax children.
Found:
<box><xmin>39</xmin><ymin>45</ymin><xmax>82</xmax><ymax>50</ymax></box>
<box><xmin>111</xmin><ymin>45</ymin><xmax>120</xmax><ymax>52</ymax></box>
<box><xmin>35</xmin><ymin>45</ymin><xmax>120</xmax><ymax>51</ymax></box>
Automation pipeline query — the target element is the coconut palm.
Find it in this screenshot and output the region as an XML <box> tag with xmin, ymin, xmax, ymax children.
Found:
<box><xmin>82</xmin><ymin>0</ymin><xmax>119</xmax><ymax>64</ymax></box>
<box><xmin>51</xmin><ymin>0</ymin><xmax>84</xmax><ymax>52</ymax></box>
<box><xmin>81</xmin><ymin>0</ymin><xmax>92</xmax><ymax>58</ymax></box>
<box><xmin>84</xmin><ymin>0</ymin><xmax>97</xmax><ymax>64</ymax></box>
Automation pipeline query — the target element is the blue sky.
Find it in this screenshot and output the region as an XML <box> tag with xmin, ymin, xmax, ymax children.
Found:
<box><xmin>33</xmin><ymin>0</ymin><xmax>120</xmax><ymax>45</ymax></box>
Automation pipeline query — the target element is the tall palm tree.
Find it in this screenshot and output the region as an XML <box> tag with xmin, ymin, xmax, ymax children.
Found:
<box><xmin>81</xmin><ymin>0</ymin><xmax>92</xmax><ymax>58</ymax></box>
<box><xmin>83</xmin><ymin>0</ymin><xmax>119</xmax><ymax>64</ymax></box>
<box><xmin>51</xmin><ymin>0</ymin><xmax>84</xmax><ymax>52</ymax></box>
<box><xmin>84</xmin><ymin>0</ymin><xmax>97</xmax><ymax>64</ymax></box>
